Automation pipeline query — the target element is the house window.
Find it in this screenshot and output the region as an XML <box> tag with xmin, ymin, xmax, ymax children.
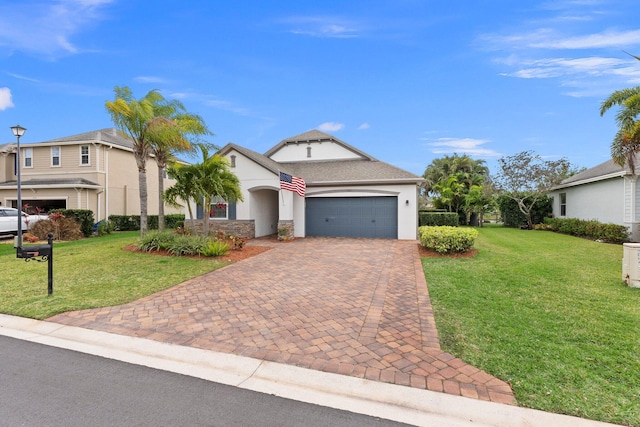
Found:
<box><xmin>307</xmin><ymin>146</ymin><xmax>312</xmax><ymax>158</ymax></box>
<box><xmin>210</xmin><ymin>197</ymin><xmax>228</xmax><ymax>219</ymax></box>
<box><xmin>51</xmin><ymin>146</ymin><xmax>61</xmax><ymax>167</ymax></box>
<box><xmin>24</xmin><ymin>148</ymin><xmax>33</xmax><ymax>168</ymax></box>
<box><xmin>230</xmin><ymin>155</ymin><xmax>236</xmax><ymax>167</ymax></box>
<box><xmin>80</xmin><ymin>145</ymin><xmax>90</xmax><ymax>165</ymax></box>
<box><xmin>560</xmin><ymin>193</ymin><xmax>567</xmax><ymax>217</ymax></box>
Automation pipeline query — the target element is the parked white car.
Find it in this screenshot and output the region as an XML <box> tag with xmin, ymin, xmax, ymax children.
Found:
<box><xmin>0</xmin><ymin>207</ymin><xmax>48</xmax><ymax>235</ymax></box>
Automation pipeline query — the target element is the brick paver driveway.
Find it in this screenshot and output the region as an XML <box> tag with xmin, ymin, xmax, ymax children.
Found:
<box><xmin>49</xmin><ymin>237</ymin><xmax>514</xmax><ymax>404</ymax></box>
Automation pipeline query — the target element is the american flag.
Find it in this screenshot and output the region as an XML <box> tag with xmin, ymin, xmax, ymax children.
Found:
<box><xmin>279</xmin><ymin>171</ymin><xmax>306</xmax><ymax>197</ymax></box>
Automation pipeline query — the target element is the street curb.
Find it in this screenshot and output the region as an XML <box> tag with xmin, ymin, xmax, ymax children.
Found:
<box><xmin>0</xmin><ymin>314</ymin><xmax>619</xmax><ymax>427</ymax></box>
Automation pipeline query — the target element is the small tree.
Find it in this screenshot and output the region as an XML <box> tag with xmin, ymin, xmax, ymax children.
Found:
<box><xmin>493</xmin><ymin>151</ymin><xmax>571</xmax><ymax>229</ymax></box>
<box><xmin>163</xmin><ymin>144</ymin><xmax>243</xmax><ymax>236</ymax></box>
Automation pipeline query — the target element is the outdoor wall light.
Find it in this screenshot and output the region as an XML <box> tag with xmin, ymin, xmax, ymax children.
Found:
<box><xmin>406</xmin><ymin>199</ymin><xmax>409</xmax><ymax>205</ymax></box>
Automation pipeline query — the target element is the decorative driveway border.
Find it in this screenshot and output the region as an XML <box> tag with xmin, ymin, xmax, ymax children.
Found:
<box><xmin>48</xmin><ymin>237</ymin><xmax>514</xmax><ymax>404</ymax></box>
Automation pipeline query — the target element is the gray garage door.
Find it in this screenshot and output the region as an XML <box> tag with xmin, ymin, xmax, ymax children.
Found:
<box><xmin>305</xmin><ymin>197</ymin><xmax>397</xmax><ymax>238</ymax></box>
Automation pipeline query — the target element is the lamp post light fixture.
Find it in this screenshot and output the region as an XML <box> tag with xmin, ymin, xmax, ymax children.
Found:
<box><xmin>10</xmin><ymin>125</ymin><xmax>26</xmax><ymax>249</ymax></box>
<box><xmin>9</xmin><ymin>125</ymin><xmax>54</xmax><ymax>295</ymax></box>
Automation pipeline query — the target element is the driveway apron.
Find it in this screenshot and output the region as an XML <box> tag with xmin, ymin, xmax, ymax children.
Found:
<box><xmin>48</xmin><ymin>237</ymin><xmax>514</xmax><ymax>404</ymax></box>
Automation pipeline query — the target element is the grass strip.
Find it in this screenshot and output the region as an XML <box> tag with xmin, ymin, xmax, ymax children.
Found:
<box><xmin>0</xmin><ymin>232</ymin><xmax>228</xmax><ymax>319</ymax></box>
<box><xmin>423</xmin><ymin>225</ymin><xmax>640</xmax><ymax>425</ymax></box>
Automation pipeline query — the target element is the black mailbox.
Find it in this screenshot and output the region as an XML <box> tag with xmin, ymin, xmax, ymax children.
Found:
<box><xmin>17</xmin><ymin>244</ymin><xmax>52</xmax><ymax>259</ymax></box>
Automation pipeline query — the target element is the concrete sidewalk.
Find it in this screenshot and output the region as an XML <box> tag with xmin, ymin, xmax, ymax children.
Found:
<box><xmin>0</xmin><ymin>314</ymin><xmax>617</xmax><ymax>427</ymax></box>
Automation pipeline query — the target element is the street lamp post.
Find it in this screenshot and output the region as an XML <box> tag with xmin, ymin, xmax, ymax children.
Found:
<box><xmin>10</xmin><ymin>125</ymin><xmax>54</xmax><ymax>295</ymax></box>
<box><xmin>10</xmin><ymin>125</ymin><xmax>26</xmax><ymax>249</ymax></box>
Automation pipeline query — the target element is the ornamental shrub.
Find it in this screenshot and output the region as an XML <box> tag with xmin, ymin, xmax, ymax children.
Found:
<box><xmin>497</xmin><ymin>195</ymin><xmax>552</xmax><ymax>227</ymax></box>
<box><xmin>542</xmin><ymin>217</ymin><xmax>629</xmax><ymax>244</ymax></box>
<box><xmin>109</xmin><ymin>214</ymin><xmax>185</xmax><ymax>230</ymax></box>
<box><xmin>136</xmin><ymin>230</ymin><xmax>230</xmax><ymax>257</ymax></box>
<box><xmin>419</xmin><ymin>212</ymin><xmax>458</xmax><ymax>226</ymax></box>
<box><xmin>50</xmin><ymin>209</ymin><xmax>94</xmax><ymax>237</ymax></box>
<box><xmin>29</xmin><ymin>216</ymin><xmax>84</xmax><ymax>241</ymax></box>
<box><xmin>419</xmin><ymin>226</ymin><xmax>479</xmax><ymax>254</ymax></box>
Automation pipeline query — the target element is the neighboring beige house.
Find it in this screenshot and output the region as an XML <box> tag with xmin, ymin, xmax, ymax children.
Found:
<box><xmin>211</xmin><ymin>130</ymin><xmax>425</xmax><ymax>240</ymax></box>
<box><xmin>0</xmin><ymin>128</ymin><xmax>182</xmax><ymax>222</ymax></box>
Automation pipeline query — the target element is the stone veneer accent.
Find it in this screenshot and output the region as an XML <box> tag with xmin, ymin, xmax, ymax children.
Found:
<box><xmin>277</xmin><ymin>220</ymin><xmax>294</xmax><ymax>240</ymax></box>
<box><xmin>192</xmin><ymin>220</ymin><xmax>255</xmax><ymax>239</ymax></box>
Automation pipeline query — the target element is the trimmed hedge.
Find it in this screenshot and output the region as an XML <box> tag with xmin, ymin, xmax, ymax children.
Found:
<box><xmin>419</xmin><ymin>226</ymin><xmax>479</xmax><ymax>254</ymax></box>
<box><xmin>419</xmin><ymin>212</ymin><xmax>459</xmax><ymax>227</ymax></box>
<box><xmin>541</xmin><ymin>217</ymin><xmax>630</xmax><ymax>244</ymax></box>
<box><xmin>109</xmin><ymin>214</ymin><xmax>185</xmax><ymax>231</ymax></box>
<box><xmin>50</xmin><ymin>209</ymin><xmax>94</xmax><ymax>237</ymax></box>
<box><xmin>497</xmin><ymin>195</ymin><xmax>552</xmax><ymax>227</ymax></box>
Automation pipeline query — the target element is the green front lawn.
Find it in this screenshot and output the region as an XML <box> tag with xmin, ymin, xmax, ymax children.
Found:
<box><xmin>0</xmin><ymin>232</ymin><xmax>228</xmax><ymax>319</ymax></box>
<box><xmin>423</xmin><ymin>226</ymin><xmax>640</xmax><ymax>426</ymax></box>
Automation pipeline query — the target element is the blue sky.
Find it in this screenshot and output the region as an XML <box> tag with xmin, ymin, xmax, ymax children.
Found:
<box><xmin>1</xmin><ymin>0</ymin><xmax>640</xmax><ymax>176</ymax></box>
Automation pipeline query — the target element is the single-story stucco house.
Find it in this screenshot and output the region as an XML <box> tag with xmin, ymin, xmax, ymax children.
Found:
<box><xmin>204</xmin><ymin>130</ymin><xmax>425</xmax><ymax>240</ymax></box>
<box><xmin>548</xmin><ymin>157</ymin><xmax>640</xmax><ymax>241</ymax></box>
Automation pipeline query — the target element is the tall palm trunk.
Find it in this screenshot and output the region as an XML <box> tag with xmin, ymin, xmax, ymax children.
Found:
<box><xmin>157</xmin><ymin>166</ymin><xmax>165</xmax><ymax>231</ymax></box>
<box><xmin>138</xmin><ymin>168</ymin><xmax>148</xmax><ymax>235</ymax></box>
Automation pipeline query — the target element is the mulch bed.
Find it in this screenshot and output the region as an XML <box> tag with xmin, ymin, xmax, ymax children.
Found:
<box><xmin>123</xmin><ymin>243</ymin><xmax>272</xmax><ymax>263</ymax></box>
<box><xmin>417</xmin><ymin>243</ymin><xmax>477</xmax><ymax>258</ymax></box>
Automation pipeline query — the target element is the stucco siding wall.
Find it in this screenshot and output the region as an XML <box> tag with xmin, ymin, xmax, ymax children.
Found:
<box><xmin>224</xmin><ymin>149</ymin><xmax>280</xmax><ymax>222</ymax></box>
<box><xmin>251</xmin><ymin>189</ymin><xmax>279</xmax><ymax>237</ymax></box>
<box><xmin>0</xmin><ymin>154</ymin><xmax>14</xmax><ymax>182</ymax></box>
<box><xmin>550</xmin><ymin>178</ymin><xmax>623</xmax><ymax>224</ymax></box>
<box><xmin>269</xmin><ymin>141</ymin><xmax>361</xmax><ymax>162</ymax></box>
<box><xmin>106</xmin><ymin>148</ymin><xmax>179</xmax><ymax>217</ymax></box>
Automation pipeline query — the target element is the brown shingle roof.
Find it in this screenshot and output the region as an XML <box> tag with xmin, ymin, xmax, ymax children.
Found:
<box><xmin>218</xmin><ymin>143</ymin><xmax>292</xmax><ymax>175</ymax></box>
<box><xmin>283</xmin><ymin>159</ymin><xmax>422</xmax><ymax>185</ymax></box>
<box><xmin>41</xmin><ymin>128</ymin><xmax>134</xmax><ymax>150</ymax></box>
<box><xmin>552</xmin><ymin>157</ymin><xmax>629</xmax><ymax>190</ymax></box>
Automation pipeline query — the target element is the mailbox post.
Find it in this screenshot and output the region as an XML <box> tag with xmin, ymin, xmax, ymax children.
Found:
<box><xmin>16</xmin><ymin>233</ymin><xmax>54</xmax><ymax>295</ymax></box>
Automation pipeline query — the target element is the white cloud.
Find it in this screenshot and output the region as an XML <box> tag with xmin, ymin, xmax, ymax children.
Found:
<box><xmin>168</xmin><ymin>90</ymin><xmax>255</xmax><ymax>117</ymax></box>
<box><xmin>283</xmin><ymin>16</ymin><xmax>360</xmax><ymax>38</ymax></box>
<box><xmin>358</xmin><ymin>122</ymin><xmax>370</xmax><ymax>130</ymax></box>
<box><xmin>499</xmin><ymin>56</ymin><xmax>636</xmax><ymax>79</ymax></box>
<box><xmin>424</xmin><ymin>137</ymin><xmax>502</xmax><ymax>157</ymax></box>
<box><xmin>0</xmin><ymin>0</ymin><xmax>114</xmax><ymax>58</ymax></box>
<box><xmin>318</xmin><ymin>122</ymin><xmax>345</xmax><ymax>132</ymax></box>
<box><xmin>134</xmin><ymin>76</ymin><xmax>169</xmax><ymax>84</ymax></box>
<box><xmin>480</xmin><ymin>28</ymin><xmax>640</xmax><ymax>52</ymax></box>
<box><xmin>0</xmin><ymin>87</ymin><xmax>14</xmax><ymax>110</ymax></box>
<box><xmin>532</xmin><ymin>29</ymin><xmax>640</xmax><ymax>50</ymax></box>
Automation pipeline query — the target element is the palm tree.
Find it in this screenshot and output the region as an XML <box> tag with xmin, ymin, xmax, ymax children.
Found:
<box><xmin>423</xmin><ymin>154</ymin><xmax>489</xmax><ymax>223</ymax></box>
<box><xmin>600</xmin><ymin>86</ymin><xmax>640</xmax><ymax>173</ymax></box>
<box><xmin>163</xmin><ymin>144</ymin><xmax>243</xmax><ymax>236</ymax></box>
<box><xmin>105</xmin><ymin>86</ymin><xmax>210</xmax><ymax>234</ymax></box>
<box><xmin>163</xmin><ymin>163</ymin><xmax>199</xmax><ymax>232</ymax></box>
<box><xmin>146</xmin><ymin>111</ymin><xmax>210</xmax><ymax>230</ymax></box>
<box><xmin>191</xmin><ymin>145</ymin><xmax>243</xmax><ymax>236</ymax></box>
<box><xmin>106</xmin><ymin>87</ymin><xmax>167</xmax><ymax>234</ymax></box>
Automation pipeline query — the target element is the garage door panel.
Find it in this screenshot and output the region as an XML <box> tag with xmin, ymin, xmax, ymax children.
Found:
<box><xmin>306</xmin><ymin>197</ymin><xmax>397</xmax><ymax>238</ymax></box>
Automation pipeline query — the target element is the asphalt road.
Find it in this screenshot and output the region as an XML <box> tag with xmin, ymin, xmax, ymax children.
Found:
<box><xmin>0</xmin><ymin>335</ymin><xmax>411</xmax><ymax>427</ymax></box>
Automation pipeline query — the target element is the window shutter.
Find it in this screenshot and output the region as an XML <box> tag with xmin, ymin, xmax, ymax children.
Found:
<box><xmin>228</xmin><ymin>203</ymin><xmax>236</xmax><ymax>220</ymax></box>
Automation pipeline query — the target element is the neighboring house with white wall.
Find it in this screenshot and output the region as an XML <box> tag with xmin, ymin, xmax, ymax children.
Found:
<box><xmin>548</xmin><ymin>158</ymin><xmax>638</xmax><ymax>241</ymax></box>
<box><xmin>209</xmin><ymin>130</ymin><xmax>424</xmax><ymax>240</ymax></box>
<box><xmin>0</xmin><ymin>128</ymin><xmax>182</xmax><ymax>222</ymax></box>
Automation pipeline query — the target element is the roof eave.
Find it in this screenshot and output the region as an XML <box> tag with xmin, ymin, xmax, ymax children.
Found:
<box><xmin>308</xmin><ymin>178</ymin><xmax>425</xmax><ymax>186</ymax></box>
<box><xmin>551</xmin><ymin>171</ymin><xmax>628</xmax><ymax>190</ymax></box>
